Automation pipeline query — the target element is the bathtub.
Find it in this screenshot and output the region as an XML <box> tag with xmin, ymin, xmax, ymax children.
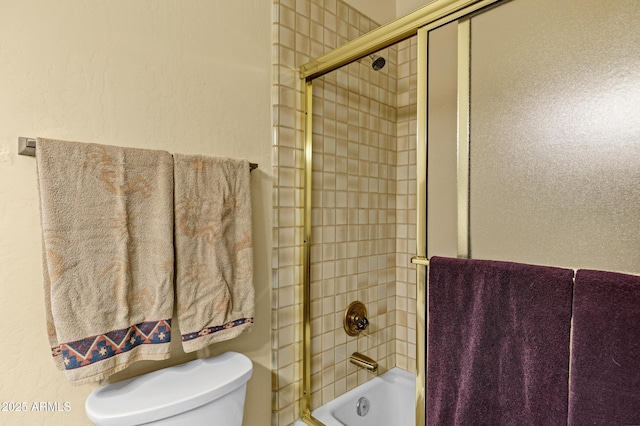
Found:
<box><xmin>294</xmin><ymin>368</ymin><xmax>416</xmax><ymax>426</ymax></box>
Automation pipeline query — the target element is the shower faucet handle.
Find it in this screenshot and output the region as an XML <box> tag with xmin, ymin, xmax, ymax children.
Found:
<box><xmin>344</xmin><ymin>301</ymin><xmax>369</xmax><ymax>336</ymax></box>
<box><xmin>355</xmin><ymin>315</ymin><xmax>369</xmax><ymax>331</ymax></box>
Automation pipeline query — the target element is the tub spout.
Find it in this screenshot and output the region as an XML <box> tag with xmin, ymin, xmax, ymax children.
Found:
<box><xmin>350</xmin><ymin>352</ymin><xmax>378</xmax><ymax>372</ymax></box>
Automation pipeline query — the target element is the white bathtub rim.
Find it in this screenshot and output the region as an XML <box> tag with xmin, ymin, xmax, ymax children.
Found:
<box><xmin>294</xmin><ymin>367</ymin><xmax>416</xmax><ymax>426</ymax></box>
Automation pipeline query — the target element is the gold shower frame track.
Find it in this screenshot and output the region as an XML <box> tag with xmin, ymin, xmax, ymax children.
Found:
<box><xmin>299</xmin><ymin>0</ymin><xmax>502</xmax><ymax>424</ymax></box>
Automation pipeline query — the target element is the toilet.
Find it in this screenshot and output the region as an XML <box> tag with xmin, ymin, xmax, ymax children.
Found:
<box><xmin>85</xmin><ymin>352</ymin><xmax>253</xmax><ymax>426</ymax></box>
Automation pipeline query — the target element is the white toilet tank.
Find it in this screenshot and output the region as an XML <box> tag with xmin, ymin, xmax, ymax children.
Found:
<box><xmin>85</xmin><ymin>352</ymin><xmax>253</xmax><ymax>426</ymax></box>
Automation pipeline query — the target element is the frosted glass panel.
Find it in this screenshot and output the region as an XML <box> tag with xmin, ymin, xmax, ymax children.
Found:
<box><xmin>468</xmin><ymin>0</ymin><xmax>640</xmax><ymax>273</ymax></box>
<box><xmin>427</xmin><ymin>21</ymin><xmax>458</xmax><ymax>258</ymax></box>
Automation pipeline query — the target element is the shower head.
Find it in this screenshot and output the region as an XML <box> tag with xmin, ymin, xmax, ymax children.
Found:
<box><xmin>369</xmin><ymin>54</ymin><xmax>386</xmax><ymax>71</ymax></box>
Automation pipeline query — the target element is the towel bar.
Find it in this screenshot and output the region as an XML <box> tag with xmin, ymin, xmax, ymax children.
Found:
<box><xmin>18</xmin><ymin>137</ymin><xmax>258</xmax><ymax>171</ymax></box>
<box><xmin>411</xmin><ymin>256</ymin><xmax>430</xmax><ymax>266</ymax></box>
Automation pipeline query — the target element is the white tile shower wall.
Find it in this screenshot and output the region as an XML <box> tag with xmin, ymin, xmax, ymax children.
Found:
<box><xmin>272</xmin><ymin>0</ymin><xmax>417</xmax><ymax>424</ymax></box>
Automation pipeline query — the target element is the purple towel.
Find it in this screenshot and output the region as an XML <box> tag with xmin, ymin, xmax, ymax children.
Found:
<box><xmin>427</xmin><ymin>257</ymin><xmax>574</xmax><ymax>426</ymax></box>
<box><xmin>569</xmin><ymin>270</ymin><xmax>640</xmax><ymax>425</ymax></box>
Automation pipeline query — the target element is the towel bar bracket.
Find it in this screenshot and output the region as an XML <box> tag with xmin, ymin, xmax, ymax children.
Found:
<box><xmin>411</xmin><ymin>256</ymin><xmax>430</xmax><ymax>266</ymax></box>
<box><xmin>17</xmin><ymin>137</ymin><xmax>258</xmax><ymax>171</ymax></box>
<box><xmin>18</xmin><ymin>137</ymin><xmax>36</xmax><ymax>157</ymax></box>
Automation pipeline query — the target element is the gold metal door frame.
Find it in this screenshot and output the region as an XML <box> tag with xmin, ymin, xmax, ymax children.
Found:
<box><xmin>299</xmin><ymin>1</ymin><xmax>501</xmax><ymax>424</ymax></box>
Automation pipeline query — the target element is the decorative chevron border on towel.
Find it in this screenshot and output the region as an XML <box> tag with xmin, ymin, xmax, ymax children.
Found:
<box><xmin>181</xmin><ymin>318</ymin><xmax>253</xmax><ymax>342</ymax></box>
<box><xmin>173</xmin><ymin>154</ymin><xmax>255</xmax><ymax>353</ymax></box>
<box><xmin>54</xmin><ymin>319</ymin><xmax>171</xmax><ymax>370</ymax></box>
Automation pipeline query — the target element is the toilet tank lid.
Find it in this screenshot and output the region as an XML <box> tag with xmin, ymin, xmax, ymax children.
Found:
<box><xmin>85</xmin><ymin>351</ymin><xmax>253</xmax><ymax>426</ymax></box>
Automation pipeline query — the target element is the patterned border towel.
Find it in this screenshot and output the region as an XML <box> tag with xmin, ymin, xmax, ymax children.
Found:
<box><xmin>427</xmin><ymin>257</ymin><xmax>574</xmax><ymax>425</ymax></box>
<box><xmin>37</xmin><ymin>138</ymin><xmax>174</xmax><ymax>385</ymax></box>
<box><xmin>569</xmin><ymin>269</ymin><xmax>640</xmax><ymax>425</ymax></box>
<box><xmin>173</xmin><ymin>154</ymin><xmax>254</xmax><ymax>352</ymax></box>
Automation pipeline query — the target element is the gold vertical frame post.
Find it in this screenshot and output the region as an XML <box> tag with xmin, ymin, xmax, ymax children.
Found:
<box><xmin>301</xmin><ymin>80</ymin><xmax>324</xmax><ymax>426</ymax></box>
<box><xmin>415</xmin><ymin>26</ymin><xmax>429</xmax><ymax>426</ymax></box>
<box><xmin>457</xmin><ymin>18</ymin><xmax>471</xmax><ymax>259</ymax></box>
<box><xmin>302</xmin><ymin>80</ymin><xmax>313</xmax><ymax>420</ymax></box>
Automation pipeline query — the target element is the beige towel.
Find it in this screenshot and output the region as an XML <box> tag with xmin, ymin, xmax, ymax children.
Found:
<box><xmin>173</xmin><ymin>154</ymin><xmax>254</xmax><ymax>352</ymax></box>
<box><xmin>36</xmin><ymin>138</ymin><xmax>174</xmax><ymax>385</ymax></box>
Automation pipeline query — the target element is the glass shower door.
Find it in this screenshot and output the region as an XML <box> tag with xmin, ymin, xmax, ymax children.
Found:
<box><xmin>427</xmin><ymin>0</ymin><xmax>640</xmax><ymax>275</ymax></box>
<box><xmin>468</xmin><ymin>0</ymin><xmax>640</xmax><ymax>274</ymax></box>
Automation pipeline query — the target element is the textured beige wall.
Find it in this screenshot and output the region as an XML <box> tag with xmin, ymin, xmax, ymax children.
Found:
<box><xmin>343</xmin><ymin>0</ymin><xmax>437</xmax><ymax>26</ymax></box>
<box><xmin>344</xmin><ymin>0</ymin><xmax>397</xmax><ymax>25</ymax></box>
<box><xmin>396</xmin><ymin>0</ymin><xmax>437</xmax><ymax>18</ymax></box>
<box><xmin>343</xmin><ymin>0</ymin><xmax>438</xmax><ymax>25</ymax></box>
<box><xmin>0</xmin><ymin>1</ymin><xmax>271</xmax><ymax>425</ymax></box>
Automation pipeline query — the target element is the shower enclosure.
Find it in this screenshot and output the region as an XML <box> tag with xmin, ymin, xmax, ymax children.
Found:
<box><xmin>297</xmin><ymin>0</ymin><xmax>640</xmax><ymax>424</ymax></box>
<box><xmin>303</xmin><ymin>38</ymin><xmax>418</xmax><ymax>413</ymax></box>
<box><xmin>299</xmin><ymin>3</ymin><xmax>497</xmax><ymax>424</ymax></box>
